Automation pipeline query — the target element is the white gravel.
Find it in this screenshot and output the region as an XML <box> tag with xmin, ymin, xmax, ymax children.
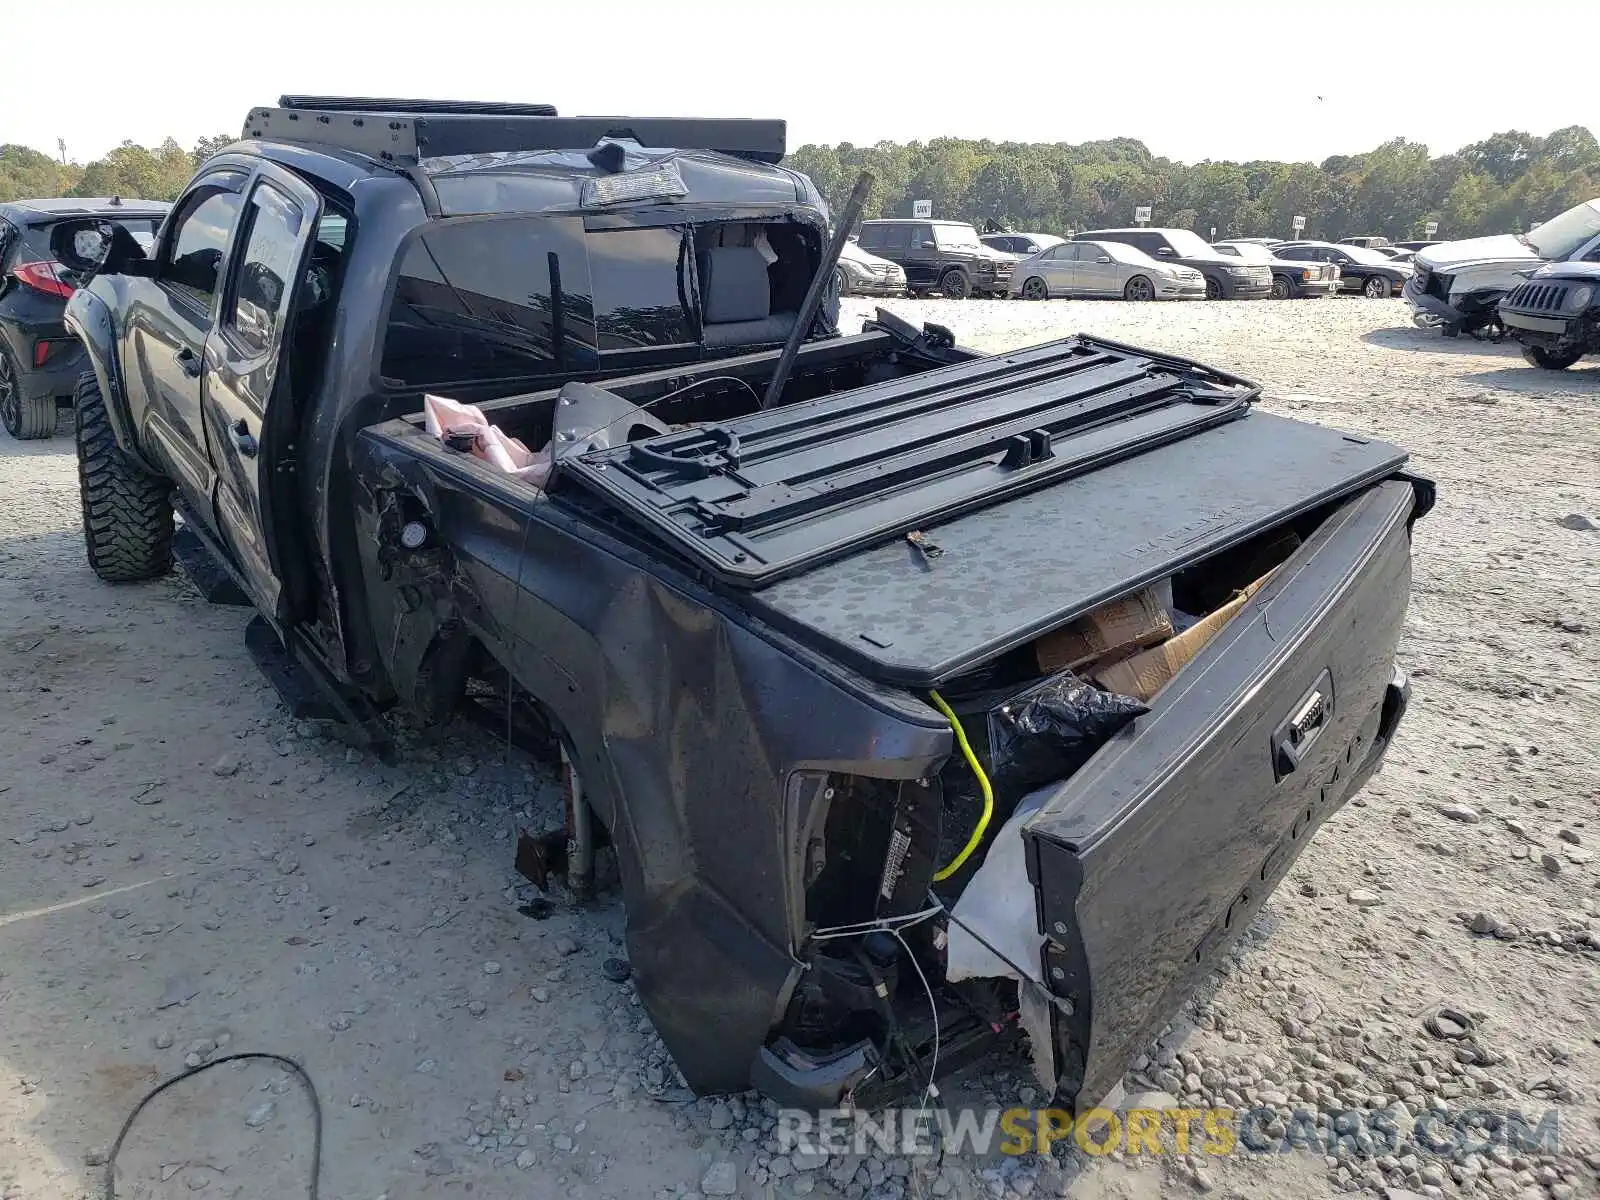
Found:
<box><xmin>2</xmin><ymin>296</ymin><xmax>1597</xmax><ymax>1200</ymax></box>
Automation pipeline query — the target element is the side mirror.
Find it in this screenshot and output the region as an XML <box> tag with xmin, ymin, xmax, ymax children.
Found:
<box><xmin>50</xmin><ymin>219</ymin><xmax>114</xmax><ymax>275</ymax></box>
<box><xmin>50</xmin><ymin>218</ymin><xmax>151</xmax><ymax>279</ymax></box>
<box><xmin>1096</xmin><ymin>256</ymin><xmax>1112</xmax><ymax>264</ymax></box>
<box><xmin>1156</xmin><ymin>247</ymin><xmax>1175</xmax><ymax>256</ymax></box>
<box><xmin>919</xmin><ymin>239</ymin><xmax>937</xmax><ymax>248</ymax></box>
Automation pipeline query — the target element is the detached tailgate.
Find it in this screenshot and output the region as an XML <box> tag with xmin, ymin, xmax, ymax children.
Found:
<box><xmin>1023</xmin><ymin>478</ymin><xmax>1421</xmax><ymax>1109</ymax></box>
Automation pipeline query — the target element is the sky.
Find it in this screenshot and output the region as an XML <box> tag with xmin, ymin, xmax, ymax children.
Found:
<box><xmin>4</xmin><ymin>0</ymin><xmax>1596</xmax><ymax>166</ymax></box>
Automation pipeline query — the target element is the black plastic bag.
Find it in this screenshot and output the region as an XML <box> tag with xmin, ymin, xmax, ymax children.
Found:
<box><xmin>986</xmin><ymin>672</ymin><xmax>1148</xmax><ymax>798</ymax></box>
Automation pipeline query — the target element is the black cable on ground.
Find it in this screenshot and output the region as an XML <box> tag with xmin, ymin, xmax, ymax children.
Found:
<box><xmin>104</xmin><ymin>1051</ymin><xmax>322</xmax><ymax>1200</ymax></box>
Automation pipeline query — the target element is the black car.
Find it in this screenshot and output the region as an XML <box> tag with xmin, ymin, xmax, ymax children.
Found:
<box><xmin>0</xmin><ymin>197</ymin><xmax>169</xmax><ymax>439</ymax></box>
<box><xmin>1499</xmin><ymin>260</ymin><xmax>1600</xmax><ymax>369</ymax></box>
<box><xmin>1074</xmin><ymin>227</ymin><xmax>1272</xmax><ymax>299</ymax></box>
<box><xmin>857</xmin><ymin>219</ymin><xmax>1016</xmax><ymax>298</ymax></box>
<box><xmin>1212</xmin><ymin>240</ymin><xmax>1339</xmax><ymax>299</ymax></box>
<box><xmin>51</xmin><ymin>96</ymin><xmax>1427</xmax><ymax>1115</ymax></box>
<box><xmin>1275</xmin><ymin>241</ymin><xmax>1413</xmax><ymax>298</ymax></box>
<box><xmin>980</xmin><ymin>231</ymin><xmax>1064</xmax><ymax>258</ymax></box>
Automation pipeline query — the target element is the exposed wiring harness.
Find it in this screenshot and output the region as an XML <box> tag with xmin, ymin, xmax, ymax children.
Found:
<box><xmin>928</xmin><ymin>690</ymin><xmax>994</xmax><ymax>881</ymax></box>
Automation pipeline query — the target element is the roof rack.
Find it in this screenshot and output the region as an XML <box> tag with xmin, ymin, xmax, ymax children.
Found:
<box><xmin>279</xmin><ymin>95</ymin><xmax>559</xmax><ymax>117</ymax></box>
<box><xmin>242</xmin><ymin>97</ymin><xmax>786</xmax><ymax>165</ymax></box>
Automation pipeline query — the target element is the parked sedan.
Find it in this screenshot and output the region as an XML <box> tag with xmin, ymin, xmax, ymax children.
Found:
<box><xmin>1009</xmin><ymin>239</ymin><xmax>1206</xmax><ymax>301</ymax></box>
<box><xmin>835</xmin><ymin>239</ymin><xmax>907</xmax><ymax>297</ymax></box>
<box><xmin>1213</xmin><ymin>240</ymin><xmax>1338</xmax><ymax>299</ymax></box>
<box><xmin>1276</xmin><ymin>241</ymin><xmax>1413</xmax><ymax>298</ymax></box>
<box><xmin>981</xmin><ymin>231</ymin><xmax>1065</xmax><ymax>257</ymax></box>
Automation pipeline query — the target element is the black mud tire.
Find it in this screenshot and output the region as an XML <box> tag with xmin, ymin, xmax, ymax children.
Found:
<box><xmin>74</xmin><ymin>373</ymin><xmax>174</xmax><ymax>582</ymax></box>
<box><xmin>1520</xmin><ymin>345</ymin><xmax>1583</xmax><ymax>371</ymax></box>
<box><xmin>0</xmin><ymin>343</ymin><xmax>58</xmax><ymax>440</ymax></box>
<box><xmin>1204</xmin><ymin>275</ymin><xmax>1223</xmax><ymax>300</ymax></box>
<box><xmin>1021</xmin><ymin>276</ymin><xmax>1049</xmax><ymax>301</ymax></box>
<box><xmin>1362</xmin><ymin>275</ymin><xmax>1390</xmax><ymax>299</ymax></box>
<box><xmin>1123</xmin><ymin>275</ymin><xmax>1155</xmax><ymax>302</ymax></box>
<box><xmin>940</xmin><ymin>268</ymin><xmax>972</xmax><ymax>300</ymax></box>
<box><xmin>1269</xmin><ymin>274</ymin><xmax>1292</xmax><ymax>300</ymax></box>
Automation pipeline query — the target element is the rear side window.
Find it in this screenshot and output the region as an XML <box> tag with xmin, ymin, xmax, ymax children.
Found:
<box><xmin>162</xmin><ymin>175</ymin><xmax>247</xmax><ymax>311</ymax></box>
<box><xmin>857</xmin><ymin>225</ymin><xmax>885</xmax><ymax>249</ymax></box>
<box><xmin>881</xmin><ymin>224</ymin><xmax>912</xmax><ymax>249</ymax></box>
<box><xmin>226</xmin><ymin>183</ymin><xmax>303</xmax><ymax>357</ymax></box>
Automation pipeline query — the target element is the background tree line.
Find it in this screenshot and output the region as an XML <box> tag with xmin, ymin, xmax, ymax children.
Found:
<box><xmin>2</xmin><ymin>125</ymin><xmax>1595</xmax><ymax>242</ymax></box>
<box><xmin>0</xmin><ymin>136</ymin><xmax>232</xmax><ymax>205</ymax></box>
<box><xmin>789</xmin><ymin>126</ymin><xmax>1600</xmax><ymax>241</ymax></box>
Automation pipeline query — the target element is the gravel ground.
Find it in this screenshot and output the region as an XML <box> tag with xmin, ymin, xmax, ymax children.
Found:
<box><xmin>2</xmin><ymin>297</ymin><xmax>1597</xmax><ymax>1200</ymax></box>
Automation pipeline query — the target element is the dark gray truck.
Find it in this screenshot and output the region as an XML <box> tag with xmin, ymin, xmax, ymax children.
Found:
<box><xmin>54</xmin><ymin>98</ymin><xmax>1430</xmax><ymax>1113</ymax></box>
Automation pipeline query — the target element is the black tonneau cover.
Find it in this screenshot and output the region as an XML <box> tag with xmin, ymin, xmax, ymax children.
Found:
<box><xmin>747</xmin><ymin>412</ymin><xmax>1407</xmax><ymax>685</ymax></box>
<box><xmin>555</xmin><ymin>336</ymin><xmax>1256</xmax><ymax>587</ymax></box>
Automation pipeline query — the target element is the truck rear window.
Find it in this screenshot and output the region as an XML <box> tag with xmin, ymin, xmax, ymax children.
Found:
<box><xmin>382</xmin><ymin>218</ymin><xmax>574</xmax><ymax>388</ymax></box>
<box><xmin>379</xmin><ymin>216</ymin><xmax>697</xmax><ymax>389</ymax></box>
<box><xmin>587</xmin><ymin>227</ymin><xmax>695</xmax><ymax>350</ymax></box>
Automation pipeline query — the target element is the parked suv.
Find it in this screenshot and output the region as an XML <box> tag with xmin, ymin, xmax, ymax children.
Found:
<box><xmin>1075</xmin><ymin>228</ymin><xmax>1272</xmax><ymax>299</ymax></box>
<box><xmin>857</xmin><ymin>219</ymin><xmax>1016</xmax><ymax>298</ymax></box>
<box><xmin>0</xmin><ymin>197</ymin><xmax>170</xmax><ymax>439</ymax></box>
<box><xmin>1499</xmin><ymin>260</ymin><xmax>1600</xmax><ymax>369</ymax></box>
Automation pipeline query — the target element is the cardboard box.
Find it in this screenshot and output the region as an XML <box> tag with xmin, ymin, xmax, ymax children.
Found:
<box><xmin>1092</xmin><ymin>570</ymin><xmax>1275</xmax><ymax>701</ymax></box>
<box><xmin>1036</xmin><ymin>586</ymin><xmax>1174</xmax><ymax>674</ymax></box>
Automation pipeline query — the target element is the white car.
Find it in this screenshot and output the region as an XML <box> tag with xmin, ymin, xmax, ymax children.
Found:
<box><xmin>1405</xmin><ymin>197</ymin><xmax>1600</xmax><ymax>335</ymax></box>
<box><xmin>1007</xmin><ymin>239</ymin><xmax>1206</xmax><ymax>301</ymax></box>
<box><xmin>835</xmin><ymin>239</ymin><xmax>908</xmax><ymax>297</ymax></box>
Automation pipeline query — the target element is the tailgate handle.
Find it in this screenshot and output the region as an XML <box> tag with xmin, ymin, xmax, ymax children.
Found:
<box><xmin>1272</xmin><ymin>669</ymin><xmax>1333</xmax><ymax>781</ymax></box>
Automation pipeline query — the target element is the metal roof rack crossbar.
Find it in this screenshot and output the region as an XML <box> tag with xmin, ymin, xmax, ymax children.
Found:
<box><xmin>241</xmin><ymin>99</ymin><xmax>786</xmax><ymax>164</ymax></box>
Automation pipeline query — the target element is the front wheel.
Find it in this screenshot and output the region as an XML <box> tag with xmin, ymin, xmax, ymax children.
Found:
<box><xmin>940</xmin><ymin>269</ymin><xmax>972</xmax><ymax>300</ymax></box>
<box><xmin>832</xmin><ymin>266</ymin><xmax>848</xmax><ymax>297</ymax></box>
<box><xmin>1520</xmin><ymin>345</ymin><xmax>1583</xmax><ymax>371</ymax></box>
<box><xmin>1269</xmin><ymin>275</ymin><xmax>1292</xmax><ymax>300</ymax></box>
<box><xmin>1204</xmin><ymin>276</ymin><xmax>1223</xmax><ymax>300</ymax></box>
<box><xmin>1123</xmin><ymin>275</ymin><xmax>1155</xmax><ymax>302</ymax></box>
<box><xmin>1021</xmin><ymin>276</ymin><xmax>1049</xmax><ymax>301</ymax></box>
<box><xmin>1362</xmin><ymin>275</ymin><xmax>1390</xmax><ymax>299</ymax></box>
<box><xmin>74</xmin><ymin>373</ymin><xmax>174</xmax><ymax>582</ymax></box>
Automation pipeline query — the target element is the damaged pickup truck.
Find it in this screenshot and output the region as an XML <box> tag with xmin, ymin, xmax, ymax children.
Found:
<box><xmin>54</xmin><ymin>97</ymin><xmax>1432</xmax><ymax>1113</ymax></box>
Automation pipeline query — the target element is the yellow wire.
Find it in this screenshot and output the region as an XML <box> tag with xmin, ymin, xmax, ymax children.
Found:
<box><xmin>928</xmin><ymin>689</ymin><xmax>994</xmax><ymax>882</ymax></box>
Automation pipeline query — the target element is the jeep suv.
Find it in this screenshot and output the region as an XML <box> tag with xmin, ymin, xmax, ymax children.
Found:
<box><xmin>857</xmin><ymin>219</ymin><xmax>1016</xmax><ymax>298</ymax></box>
<box><xmin>1075</xmin><ymin>228</ymin><xmax>1271</xmax><ymax>299</ymax></box>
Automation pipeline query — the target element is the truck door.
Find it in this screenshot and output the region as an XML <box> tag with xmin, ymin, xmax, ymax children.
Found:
<box><xmin>126</xmin><ymin>168</ymin><xmax>249</xmax><ymax>516</ymax></box>
<box><xmin>201</xmin><ymin>164</ymin><xmax>323</xmax><ymax>623</ymax></box>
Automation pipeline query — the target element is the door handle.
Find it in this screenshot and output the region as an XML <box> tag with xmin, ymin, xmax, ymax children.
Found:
<box><xmin>174</xmin><ymin>347</ymin><xmax>202</xmax><ymax>378</ymax></box>
<box><xmin>229</xmin><ymin>417</ymin><xmax>258</xmax><ymax>458</ymax></box>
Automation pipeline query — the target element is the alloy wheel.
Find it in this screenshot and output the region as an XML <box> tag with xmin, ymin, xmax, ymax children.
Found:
<box><xmin>0</xmin><ymin>350</ymin><xmax>19</xmax><ymax>437</ymax></box>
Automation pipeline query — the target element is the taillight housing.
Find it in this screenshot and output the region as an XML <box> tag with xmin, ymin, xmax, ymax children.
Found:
<box><xmin>12</xmin><ymin>261</ymin><xmax>74</xmax><ymax>299</ymax></box>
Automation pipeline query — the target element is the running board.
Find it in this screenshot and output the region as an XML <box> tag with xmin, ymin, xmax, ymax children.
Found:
<box><xmin>172</xmin><ymin>526</ymin><xmax>251</xmax><ymax>606</ymax></box>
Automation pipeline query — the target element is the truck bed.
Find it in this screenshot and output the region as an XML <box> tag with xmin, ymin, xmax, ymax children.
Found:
<box><xmin>353</xmin><ymin>323</ymin><xmax>1428</xmax><ymax>1110</ymax></box>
